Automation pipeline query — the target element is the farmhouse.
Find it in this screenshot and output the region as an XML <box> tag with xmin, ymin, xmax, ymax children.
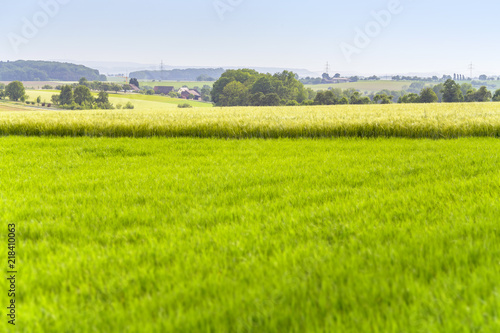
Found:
<box><xmin>154</xmin><ymin>86</ymin><xmax>175</xmax><ymax>95</ymax></box>
<box><xmin>178</xmin><ymin>87</ymin><xmax>201</xmax><ymax>100</ymax></box>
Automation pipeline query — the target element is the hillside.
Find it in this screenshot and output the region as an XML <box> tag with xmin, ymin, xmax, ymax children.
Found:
<box><xmin>0</xmin><ymin>60</ymin><xmax>106</xmax><ymax>81</ymax></box>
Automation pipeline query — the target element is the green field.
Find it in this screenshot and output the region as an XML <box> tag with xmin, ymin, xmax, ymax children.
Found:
<box><xmin>23</xmin><ymin>89</ymin><xmax>212</xmax><ymax>109</ymax></box>
<box><xmin>1</xmin><ymin>137</ymin><xmax>499</xmax><ymax>332</ymax></box>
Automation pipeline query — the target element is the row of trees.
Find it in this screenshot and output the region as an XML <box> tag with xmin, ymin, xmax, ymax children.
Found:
<box><xmin>51</xmin><ymin>85</ymin><xmax>117</xmax><ymax>110</ymax></box>
<box><xmin>310</xmin><ymin>80</ymin><xmax>500</xmax><ymax>106</ymax></box>
<box><xmin>77</xmin><ymin>78</ymin><xmax>132</xmax><ymax>93</ymax></box>
<box><xmin>211</xmin><ymin>69</ymin><xmax>316</xmax><ymax>106</ymax></box>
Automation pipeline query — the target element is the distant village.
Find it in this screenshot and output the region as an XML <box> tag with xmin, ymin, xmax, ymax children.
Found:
<box><xmin>153</xmin><ymin>86</ymin><xmax>201</xmax><ymax>100</ymax></box>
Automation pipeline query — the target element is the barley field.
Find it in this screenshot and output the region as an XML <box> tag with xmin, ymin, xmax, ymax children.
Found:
<box><xmin>1</xmin><ymin>102</ymin><xmax>500</xmax><ymax>138</ymax></box>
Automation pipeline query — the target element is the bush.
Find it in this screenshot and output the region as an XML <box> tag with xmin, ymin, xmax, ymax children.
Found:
<box><xmin>301</xmin><ymin>100</ymin><xmax>315</xmax><ymax>106</ymax></box>
<box><xmin>123</xmin><ymin>102</ymin><xmax>134</xmax><ymax>109</ymax></box>
<box><xmin>31</xmin><ymin>102</ymin><xmax>35</xmax><ymax>105</ymax></box>
<box><xmin>42</xmin><ymin>85</ymin><xmax>53</xmax><ymax>89</ymax></box>
<box><xmin>48</xmin><ymin>104</ymin><xmax>51</xmax><ymax>107</ymax></box>
<box><xmin>116</xmin><ymin>104</ymin><xmax>122</xmax><ymax>109</ymax></box>
<box><xmin>286</xmin><ymin>100</ymin><xmax>299</xmax><ymax>106</ymax></box>
<box><xmin>178</xmin><ymin>103</ymin><xmax>193</xmax><ymax>108</ymax></box>
<box><xmin>26</xmin><ymin>101</ymin><xmax>30</xmax><ymax>104</ymax></box>
<box><xmin>42</xmin><ymin>103</ymin><xmax>46</xmax><ymax>107</ymax></box>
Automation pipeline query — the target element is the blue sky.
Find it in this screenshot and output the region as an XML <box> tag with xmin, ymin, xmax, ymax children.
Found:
<box><xmin>1</xmin><ymin>0</ymin><xmax>500</xmax><ymax>76</ymax></box>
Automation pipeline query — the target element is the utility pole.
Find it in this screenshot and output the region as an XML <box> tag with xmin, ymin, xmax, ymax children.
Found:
<box><xmin>468</xmin><ymin>62</ymin><xmax>474</xmax><ymax>79</ymax></box>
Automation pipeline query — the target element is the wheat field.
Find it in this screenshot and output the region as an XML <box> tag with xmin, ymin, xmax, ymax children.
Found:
<box><xmin>1</xmin><ymin>102</ymin><xmax>500</xmax><ymax>138</ymax></box>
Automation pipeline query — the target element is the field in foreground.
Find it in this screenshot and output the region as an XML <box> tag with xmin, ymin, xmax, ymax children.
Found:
<box><xmin>1</xmin><ymin>137</ymin><xmax>499</xmax><ymax>332</ymax></box>
<box><xmin>1</xmin><ymin>102</ymin><xmax>500</xmax><ymax>138</ymax></box>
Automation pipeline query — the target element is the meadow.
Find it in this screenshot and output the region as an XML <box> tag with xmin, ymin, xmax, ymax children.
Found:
<box><xmin>1</xmin><ymin>102</ymin><xmax>500</xmax><ymax>138</ymax></box>
<box><xmin>1</xmin><ymin>137</ymin><xmax>499</xmax><ymax>332</ymax></box>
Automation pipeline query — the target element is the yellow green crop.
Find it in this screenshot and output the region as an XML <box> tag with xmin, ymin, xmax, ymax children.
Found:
<box><xmin>1</xmin><ymin>102</ymin><xmax>500</xmax><ymax>138</ymax></box>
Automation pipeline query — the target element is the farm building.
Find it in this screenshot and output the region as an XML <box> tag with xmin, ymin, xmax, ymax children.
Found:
<box><xmin>178</xmin><ymin>87</ymin><xmax>201</xmax><ymax>100</ymax></box>
<box><xmin>154</xmin><ymin>86</ymin><xmax>175</xmax><ymax>95</ymax></box>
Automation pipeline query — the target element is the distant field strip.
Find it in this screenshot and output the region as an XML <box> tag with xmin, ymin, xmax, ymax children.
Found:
<box><xmin>1</xmin><ymin>103</ymin><xmax>500</xmax><ymax>138</ymax></box>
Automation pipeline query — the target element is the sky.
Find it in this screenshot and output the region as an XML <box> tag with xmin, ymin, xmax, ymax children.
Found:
<box><xmin>1</xmin><ymin>0</ymin><xmax>500</xmax><ymax>76</ymax></box>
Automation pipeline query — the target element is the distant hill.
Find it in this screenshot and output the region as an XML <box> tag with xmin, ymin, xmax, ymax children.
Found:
<box><xmin>0</xmin><ymin>60</ymin><xmax>106</xmax><ymax>81</ymax></box>
<box><xmin>130</xmin><ymin>68</ymin><xmax>225</xmax><ymax>81</ymax></box>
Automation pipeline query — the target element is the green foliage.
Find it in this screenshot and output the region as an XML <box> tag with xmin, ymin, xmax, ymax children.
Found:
<box><xmin>419</xmin><ymin>88</ymin><xmax>438</xmax><ymax>103</ymax></box>
<box><xmin>2</xmin><ymin>137</ymin><xmax>500</xmax><ymax>332</ymax></box>
<box><xmin>212</xmin><ymin>69</ymin><xmax>308</xmax><ymax>106</ymax></box>
<box><xmin>5</xmin><ymin>81</ymin><xmax>25</xmax><ymax>101</ymax></box>
<box><xmin>465</xmin><ymin>86</ymin><xmax>492</xmax><ymax>102</ymax></box>
<box><xmin>493</xmin><ymin>89</ymin><xmax>500</xmax><ymax>102</ymax></box>
<box><xmin>145</xmin><ymin>89</ymin><xmax>155</xmax><ymax>95</ymax></box>
<box><xmin>37</xmin><ymin>96</ymin><xmax>41</xmax><ymax>105</ymax></box>
<box><xmin>442</xmin><ymin>79</ymin><xmax>464</xmax><ymax>103</ymax></box>
<box><xmin>168</xmin><ymin>91</ymin><xmax>180</xmax><ymax>98</ymax></box>
<box><xmin>0</xmin><ymin>60</ymin><xmax>106</xmax><ymax>81</ymax></box>
<box><xmin>398</xmin><ymin>93</ymin><xmax>420</xmax><ymax>104</ymax></box>
<box><xmin>124</xmin><ymin>102</ymin><xmax>135</xmax><ymax>109</ymax></box>
<box><xmin>42</xmin><ymin>85</ymin><xmax>53</xmax><ymax>90</ymax></box>
<box><xmin>95</xmin><ymin>91</ymin><xmax>110</xmax><ymax>104</ymax></box>
<box><xmin>373</xmin><ymin>94</ymin><xmax>394</xmax><ymax>104</ymax></box>
<box><xmin>129</xmin><ymin>78</ymin><xmax>139</xmax><ymax>88</ymax></box>
<box><xmin>178</xmin><ymin>103</ymin><xmax>193</xmax><ymax>108</ymax></box>
<box><xmin>74</xmin><ymin>85</ymin><xmax>94</xmax><ymax>105</ymax></box>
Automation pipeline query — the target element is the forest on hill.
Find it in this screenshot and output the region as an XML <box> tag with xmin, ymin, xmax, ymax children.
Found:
<box><xmin>0</xmin><ymin>60</ymin><xmax>106</xmax><ymax>81</ymax></box>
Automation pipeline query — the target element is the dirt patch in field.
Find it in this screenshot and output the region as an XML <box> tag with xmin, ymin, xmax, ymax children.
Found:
<box><xmin>0</xmin><ymin>105</ymin><xmax>30</xmax><ymax>112</ymax></box>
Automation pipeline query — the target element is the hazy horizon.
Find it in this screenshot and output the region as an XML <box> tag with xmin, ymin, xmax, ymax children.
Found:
<box><xmin>2</xmin><ymin>0</ymin><xmax>500</xmax><ymax>76</ymax></box>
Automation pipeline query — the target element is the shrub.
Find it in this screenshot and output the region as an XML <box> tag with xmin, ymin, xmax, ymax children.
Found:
<box><xmin>42</xmin><ymin>85</ymin><xmax>53</xmax><ymax>90</ymax></box>
<box><xmin>26</xmin><ymin>101</ymin><xmax>30</xmax><ymax>104</ymax></box>
<box><xmin>286</xmin><ymin>100</ymin><xmax>299</xmax><ymax>106</ymax></box>
<box><xmin>124</xmin><ymin>102</ymin><xmax>134</xmax><ymax>109</ymax></box>
<box><xmin>31</xmin><ymin>102</ymin><xmax>35</xmax><ymax>105</ymax></box>
<box><xmin>116</xmin><ymin>104</ymin><xmax>122</xmax><ymax>109</ymax></box>
<box><xmin>178</xmin><ymin>103</ymin><xmax>193</xmax><ymax>108</ymax></box>
<box><xmin>48</xmin><ymin>104</ymin><xmax>52</xmax><ymax>107</ymax></box>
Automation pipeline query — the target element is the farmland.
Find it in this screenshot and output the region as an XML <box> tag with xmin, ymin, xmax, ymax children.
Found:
<box><xmin>1</xmin><ymin>136</ymin><xmax>499</xmax><ymax>332</ymax></box>
<box><xmin>1</xmin><ymin>102</ymin><xmax>500</xmax><ymax>138</ymax></box>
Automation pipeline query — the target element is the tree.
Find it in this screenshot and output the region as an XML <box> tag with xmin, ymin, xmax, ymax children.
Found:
<box><xmin>262</xmin><ymin>93</ymin><xmax>281</xmax><ymax>106</ymax></box>
<box><xmin>419</xmin><ymin>88</ymin><xmax>438</xmax><ymax>103</ymax></box>
<box><xmin>219</xmin><ymin>81</ymin><xmax>248</xmax><ymax>106</ymax></box>
<box><xmin>441</xmin><ymin>79</ymin><xmax>463</xmax><ymax>103</ymax></box>
<box><xmin>129</xmin><ymin>78</ymin><xmax>139</xmax><ymax>88</ymax></box>
<box><xmin>493</xmin><ymin>89</ymin><xmax>500</xmax><ymax>102</ymax></box>
<box><xmin>58</xmin><ymin>85</ymin><xmax>74</xmax><ymax>105</ymax></box>
<box><xmin>111</xmin><ymin>84</ymin><xmax>122</xmax><ymax>94</ymax></box>
<box><xmin>74</xmin><ymin>85</ymin><xmax>93</xmax><ymax>105</ymax></box>
<box><xmin>479</xmin><ymin>74</ymin><xmax>487</xmax><ymax>81</ymax></box>
<box><xmin>373</xmin><ymin>94</ymin><xmax>393</xmax><ymax>104</ymax></box>
<box><xmin>122</xmin><ymin>84</ymin><xmax>132</xmax><ymax>92</ymax></box>
<box><xmin>36</xmin><ymin>96</ymin><xmax>41</xmax><ymax>105</ymax></box>
<box><xmin>95</xmin><ymin>91</ymin><xmax>109</xmax><ymax>104</ymax></box>
<box><xmin>474</xmin><ymin>86</ymin><xmax>492</xmax><ymax>102</ymax></box>
<box><xmin>5</xmin><ymin>81</ymin><xmax>25</xmax><ymax>101</ymax></box>
<box><xmin>398</xmin><ymin>93</ymin><xmax>420</xmax><ymax>104</ymax></box>
<box><xmin>79</xmin><ymin>77</ymin><xmax>89</xmax><ymax>87</ymax></box>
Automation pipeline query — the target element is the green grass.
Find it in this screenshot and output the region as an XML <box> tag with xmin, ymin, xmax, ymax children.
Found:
<box><xmin>1</xmin><ymin>137</ymin><xmax>499</xmax><ymax>332</ymax></box>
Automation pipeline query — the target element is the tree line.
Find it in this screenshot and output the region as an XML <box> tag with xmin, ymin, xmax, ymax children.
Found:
<box><xmin>0</xmin><ymin>60</ymin><xmax>106</xmax><ymax>81</ymax></box>
<box><xmin>211</xmin><ymin>69</ymin><xmax>316</xmax><ymax>106</ymax></box>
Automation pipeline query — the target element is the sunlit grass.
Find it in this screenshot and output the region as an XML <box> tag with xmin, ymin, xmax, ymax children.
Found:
<box><xmin>2</xmin><ymin>137</ymin><xmax>499</xmax><ymax>332</ymax></box>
